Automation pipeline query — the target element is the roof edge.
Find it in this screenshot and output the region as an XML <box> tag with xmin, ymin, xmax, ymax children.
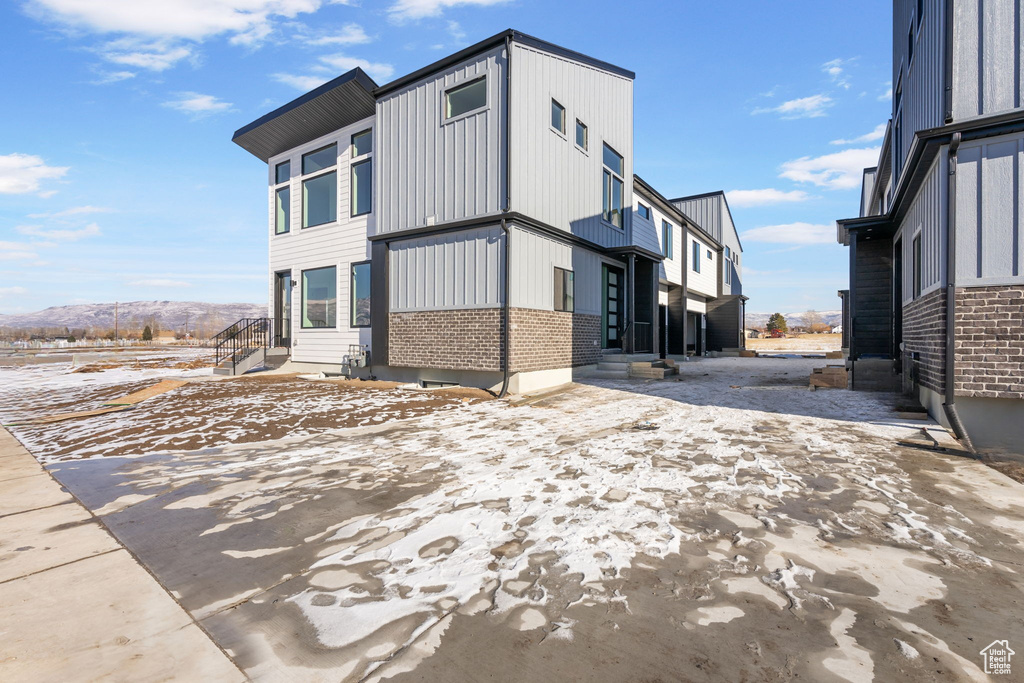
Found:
<box><xmin>633</xmin><ymin>174</ymin><xmax>721</xmax><ymax>248</ymax></box>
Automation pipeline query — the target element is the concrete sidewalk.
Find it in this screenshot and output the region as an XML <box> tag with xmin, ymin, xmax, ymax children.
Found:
<box><xmin>0</xmin><ymin>428</ymin><xmax>244</xmax><ymax>682</ymax></box>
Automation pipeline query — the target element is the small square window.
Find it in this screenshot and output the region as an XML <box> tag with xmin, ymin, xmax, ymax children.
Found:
<box><xmin>707</xmin><ymin>249</ymin><xmax>712</xmax><ymax>259</ymax></box>
<box><xmin>575</xmin><ymin>119</ymin><xmax>587</xmax><ymax>150</ymax></box>
<box><xmin>554</xmin><ymin>267</ymin><xmax>574</xmax><ymax>312</ymax></box>
<box><xmin>637</xmin><ymin>203</ymin><xmax>651</xmax><ymax>221</ymax></box>
<box><xmin>302</xmin><ymin>144</ymin><xmax>337</xmax><ymax>175</ymax></box>
<box><xmin>275</xmin><ymin>160</ymin><xmax>290</xmax><ymax>185</ymax></box>
<box><xmin>445</xmin><ymin>77</ymin><xmax>486</xmax><ymax>118</ymax></box>
<box><xmin>551</xmin><ymin>99</ymin><xmax>565</xmax><ymax>134</ymax></box>
<box><xmin>352</xmin><ymin>129</ymin><xmax>372</xmax><ymax>157</ymax></box>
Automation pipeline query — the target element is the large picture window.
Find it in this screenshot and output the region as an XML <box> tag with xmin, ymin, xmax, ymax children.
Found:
<box><xmin>602</xmin><ymin>143</ymin><xmax>624</xmax><ymax>228</ymax></box>
<box><xmin>554</xmin><ymin>267</ymin><xmax>574</xmax><ymax>312</ymax></box>
<box><xmin>301</xmin><ymin>266</ymin><xmax>337</xmax><ymax>328</ymax></box>
<box><xmin>302</xmin><ymin>144</ymin><xmax>337</xmax><ymax>229</ymax></box>
<box><xmin>445</xmin><ymin>77</ymin><xmax>486</xmax><ymax>119</ymax></box>
<box><xmin>351</xmin><ymin>262</ymin><xmax>371</xmax><ymax>327</ymax></box>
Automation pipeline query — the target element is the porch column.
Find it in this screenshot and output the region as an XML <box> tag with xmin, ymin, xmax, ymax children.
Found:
<box><xmin>626</xmin><ymin>254</ymin><xmax>636</xmax><ymax>354</ymax></box>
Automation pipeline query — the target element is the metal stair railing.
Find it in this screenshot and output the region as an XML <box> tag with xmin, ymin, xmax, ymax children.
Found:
<box><xmin>213</xmin><ymin>318</ymin><xmax>271</xmax><ymax>373</ymax></box>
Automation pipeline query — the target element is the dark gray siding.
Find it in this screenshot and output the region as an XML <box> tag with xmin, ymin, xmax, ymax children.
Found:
<box><xmin>706</xmin><ymin>295</ymin><xmax>743</xmax><ymax>351</ymax></box>
<box><xmin>853</xmin><ymin>236</ymin><xmax>894</xmax><ymax>357</ymax></box>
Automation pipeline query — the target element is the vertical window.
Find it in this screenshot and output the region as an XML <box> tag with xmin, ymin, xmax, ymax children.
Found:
<box><xmin>351</xmin><ymin>160</ymin><xmax>371</xmax><ymax>217</ymax></box>
<box><xmin>662</xmin><ymin>220</ymin><xmax>673</xmax><ymax>259</ymax></box>
<box><xmin>912</xmin><ymin>234</ymin><xmax>922</xmax><ymax>298</ymax></box>
<box><xmin>551</xmin><ymin>99</ymin><xmax>566</xmax><ymax>134</ymax></box>
<box><xmin>575</xmin><ymin>119</ymin><xmax>588</xmax><ymax>150</ymax></box>
<box><xmin>602</xmin><ymin>144</ymin><xmax>624</xmax><ymax>228</ymax></box>
<box><xmin>301</xmin><ymin>266</ymin><xmax>337</xmax><ymax>328</ymax></box>
<box><xmin>554</xmin><ymin>267</ymin><xmax>574</xmax><ymax>312</ymax></box>
<box><xmin>302</xmin><ymin>144</ymin><xmax>337</xmax><ymax>228</ymax></box>
<box><xmin>637</xmin><ymin>203</ymin><xmax>651</xmax><ymax>221</ymax></box>
<box><xmin>351</xmin><ymin>129</ymin><xmax>372</xmax><ymax>157</ymax></box>
<box><xmin>724</xmin><ymin>246</ymin><xmax>731</xmax><ymax>284</ymax></box>
<box><xmin>917</xmin><ymin>0</ymin><xmax>924</xmax><ymax>30</ymax></box>
<box><xmin>273</xmin><ymin>160</ymin><xmax>290</xmax><ymax>235</ymax></box>
<box><xmin>445</xmin><ymin>77</ymin><xmax>486</xmax><ymax>118</ymax></box>
<box><xmin>351</xmin><ymin>262</ymin><xmax>371</xmax><ymax>327</ymax></box>
<box><xmin>692</xmin><ymin>240</ymin><xmax>701</xmax><ymax>274</ymax></box>
<box><xmin>908</xmin><ymin>25</ymin><xmax>914</xmax><ymax>63</ymax></box>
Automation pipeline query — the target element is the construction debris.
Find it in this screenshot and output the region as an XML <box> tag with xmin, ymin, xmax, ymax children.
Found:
<box><xmin>9</xmin><ymin>379</ymin><xmax>190</xmax><ymax>425</ymax></box>
<box><xmin>809</xmin><ymin>365</ymin><xmax>848</xmax><ymax>389</ymax></box>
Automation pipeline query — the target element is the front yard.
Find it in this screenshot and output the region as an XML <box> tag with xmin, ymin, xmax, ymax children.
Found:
<box><xmin>2</xmin><ymin>353</ymin><xmax>1022</xmax><ymax>681</ymax></box>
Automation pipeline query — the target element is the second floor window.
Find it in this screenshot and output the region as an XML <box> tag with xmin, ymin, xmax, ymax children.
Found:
<box><xmin>274</xmin><ymin>160</ymin><xmax>290</xmax><ymax>235</ymax></box>
<box><xmin>637</xmin><ymin>203</ymin><xmax>651</xmax><ymax>221</ymax></box>
<box><xmin>445</xmin><ymin>77</ymin><xmax>486</xmax><ymax>119</ymax></box>
<box><xmin>602</xmin><ymin>143</ymin><xmax>624</xmax><ymax>228</ymax></box>
<box><xmin>302</xmin><ymin>144</ymin><xmax>337</xmax><ymax>228</ymax></box>
<box><xmin>692</xmin><ymin>240</ymin><xmax>700</xmax><ymax>274</ymax></box>
<box><xmin>662</xmin><ymin>220</ymin><xmax>673</xmax><ymax>259</ymax></box>
<box><xmin>351</xmin><ymin>129</ymin><xmax>372</xmax><ymax>217</ymax></box>
<box><xmin>575</xmin><ymin>119</ymin><xmax>588</xmax><ymax>150</ymax></box>
<box><xmin>551</xmin><ymin>99</ymin><xmax>565</xmax><ymax>134</ymax></box>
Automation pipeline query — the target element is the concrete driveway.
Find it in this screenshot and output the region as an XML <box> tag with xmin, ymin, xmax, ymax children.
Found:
<box><xmin>6</xmin><ymin>357</ymin><xmax>1024</xmax><ymax>681</ymax></box>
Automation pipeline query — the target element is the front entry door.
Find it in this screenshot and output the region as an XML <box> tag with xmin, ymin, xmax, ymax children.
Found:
<box><xmin>602</xmin><ymin>265</ymin><xmax>624</xmax><ymax>349</ymax></box>
<box><xmin>274</xmin><ymin>271</ymin><xmax>292</xmax><ymax>347</ymax></box>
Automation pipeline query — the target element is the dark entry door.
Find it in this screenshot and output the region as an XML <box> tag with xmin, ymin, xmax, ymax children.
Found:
<box><xmin>602</xmin><ymin>264</ymin><xmax>624</xmax><ymax>349</ymax></box>
<box><xmin>274</xmin><ymin>271</ymin><xmax>292</xmax><ymax>347</ymax></box>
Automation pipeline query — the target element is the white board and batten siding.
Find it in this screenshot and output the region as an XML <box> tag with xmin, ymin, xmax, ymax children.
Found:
<box><xmin>267</xmin><ymin>119</ymin><xmax>374</xmax><ymax>364</ymax></box>
<box><xmin>687</xmin><ymin>232</ymin><xmax>717</xmax><ymax>300</ymax></box>
<box><xmin>375</xmin><ymin>45</ymin><xmax>507</xmax><ymax>235</ymax></box>
<box><xmin>956</xmin><ymin>130</ymin><xmax>1024</xmax><ymax>286</ymax></box>
<box><xmin>509</xmin><ymin>43</ymin><xmax>633</xmax><ymax>249</ymax></box>
<box><xmin>952</xmin><ymin>0</ymin><xmax>1024</xmax><ymax>121</ymax></box>
<box><xmin>509</xmin><ymin>226</ymin><xmax>604</xmax><ymax>316</ymax></box>
<box><xmin>389</xmin><ymin>226</ymin><xmax>503</xmax><ymax>311</ymax></box>
<box><xmin>896</xmin><ymin>154</ymin><xmax>946</xmax><ymax>304</ymax></box>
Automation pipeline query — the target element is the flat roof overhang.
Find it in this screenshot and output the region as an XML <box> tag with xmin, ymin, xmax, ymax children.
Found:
<box><xmin>232</xmin><ymin>68</ymin><xmax>378</xmax><ymax>162</ymax></box>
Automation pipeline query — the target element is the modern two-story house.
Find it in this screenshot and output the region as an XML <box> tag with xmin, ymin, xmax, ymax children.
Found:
<box><xmin>232</xmin><ymin>29</ymin><xmax>744</xmax><ymax>394</ymax></box>
<box><xmin>837</xmin><ymin>0</ymin><xmax>1024</xmax><ymax>452</ymax></box>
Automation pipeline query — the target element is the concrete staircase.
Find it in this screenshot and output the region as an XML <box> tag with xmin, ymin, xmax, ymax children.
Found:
<box><xmin>849</xmin><ymin>358</ymin><xmax>901</xmax><ymax>392</ymax></box>
<box><xmin>591</xmin><ymin>353</ymin><xmax>679</xmax><ymax>380</ymax></box>
<box><xmin>214</xmin><ymin>348</ymin><xmax>265</xmax><ymax>376</ymax></box>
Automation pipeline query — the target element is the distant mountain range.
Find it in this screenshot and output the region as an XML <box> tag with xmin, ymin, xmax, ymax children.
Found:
<box><xmin>0</xmin><ymin>301</ymin><xmax>266</xmax><ymax>331</ymax></box>
<box><xmin>746</xmin><ymin>310</ymin><xmax>842</xmax><ymax>329</ymax></box>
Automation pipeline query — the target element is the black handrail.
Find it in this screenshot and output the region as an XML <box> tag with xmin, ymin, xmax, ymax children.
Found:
<box><xmin>213</xmin><ymin>318</ymin><xmax>271</xmax><ymax>371</ymax></box>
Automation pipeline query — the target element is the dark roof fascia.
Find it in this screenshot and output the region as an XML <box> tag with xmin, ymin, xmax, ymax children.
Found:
<box><xmin>633</xmin><ymin>175</ymin><xmax>720</xmax><ymax>247</ymax></box>
<box><xmin>671</xmin><ymin>190</ymin><xmax>744</xmax><ymax>253</ymax></box>
<box><xmin>232</xmin><ymin>68</ymin><xmax>377</xmax><ymax>143</ymax></box>
<box><xmin>605</xmin><ymin>245</ymin><xmax>665</xmax><ymax>262</ymax></box>
<box><xmin>374</xmin><ymin>29</ymin><xmax>634</xmax><ymax>99</ymax></box>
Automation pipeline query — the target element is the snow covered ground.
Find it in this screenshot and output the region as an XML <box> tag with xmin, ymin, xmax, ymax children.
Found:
<box><xmin>5</xmin><ymin>356</ymin><xmax>1024</xmax><ymax>682</ymax></box>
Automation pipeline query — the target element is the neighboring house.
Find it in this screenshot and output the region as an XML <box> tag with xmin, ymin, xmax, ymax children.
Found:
<box><xmin>232</xmin><ymin>29</ymin><xmax>744</xmax><ymax>393</ymax></box>
<box><xmin>836</xmin><ymin>1</ymin><xmax>1024</xmax><ymax>452</ymax></box>
<box><xmin>632</xmin><ymin>178</ymin><xmax>746</xmax><ymax>355</ymax></box>
<box><xmin>155</xmin><ymin>330</ymin><xmax>176</xmax><ymax>342</ymax></box>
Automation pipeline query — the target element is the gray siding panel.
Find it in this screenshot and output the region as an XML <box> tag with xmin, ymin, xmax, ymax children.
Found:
<box><xmin>894</xmin><ymin>0</ymin><xmax>946</xmax><ymax>178</ymax></box>
<box><xmin>897</xmin><ymin>154</ymin><xmax>946</xmax><ymax>303</ymax></box>
<box><xmin>953</xmin><ymin>0</ymin><xmax>1023</xmax><ymax>119</ymax></box>
<box><xmin>509</xmin><ymin>226</ymin><xmax>603</xmax><ymax>316</ymax></box>
<box><xmin>389</xmin><ymin>226</ymin><xmax>503</xmax><ymax>311</ymax></box>
<box><xmin>376</xmin><ymin>45</ymin><xmax>507</xmax><ymax>235</ymax></box>
<box><xmin>672</xmin><ymin>196</ymin><xmax>722</xmax><ymax>243</ymax></box>
<box><xmin>509</xmin><ymin>44</ymin><xmax>633</xmax><ymax>249</ymax></box>
<box><xmin>956</xmin><ymin>131</ymin><xmax>1024</xmax><ymax>285</ymax></box>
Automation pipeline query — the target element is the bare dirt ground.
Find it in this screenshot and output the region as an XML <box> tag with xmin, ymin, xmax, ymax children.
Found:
<box><xmin>3</xmin><ymin>355</ymin><xmax>1023</xmax><ymax>682</ymax></box>
<box><xmin>747</xmin><ymin>333</ymin><xmax>843</xmax><ymax>353</ymax></box>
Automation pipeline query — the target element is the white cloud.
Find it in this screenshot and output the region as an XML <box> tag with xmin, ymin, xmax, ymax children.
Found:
<box><xmin>91</xmin><ymin>69</ymin><xmax>136</xmax><ymax>84</ymax></box>
<box><xmin>318</xmin><ymin>53</ymin><xmax>395</xmax><ymax>81</ymax></box>
<box><xmin>272</xmin><ymin>73</ymin><xmax>330</xmax><ymax>90</ymax></box>
<box><xmin>306</xmin><ymin>22</ymin><xmax>371</xmax><ymax>46</ymax></box>
<box><xmin>163</xmin><ymin>92</ymin><xmax>233</xmax><ymax>116</ymax></box>
<box><xmin>726</xmin><ymin>189</ymin><xmax>810</xmax><ymax>208</ymax></box>
<box><xmin>100</xmin><ymin>38</ymin><xmax>193</xmax><ymax>71</ymax></box>
<box><xmin>28</xmin><ymin>205</ymin><xmax>113</xmax><ymax>219</ymax></box>
<box><xmin>0</xmin><ymin>241</ymin><xmax>41</xmax><ymax>261</ymax></box>
<box><xmin>17</xmin><ymin>222</ymin><xmax>102</xmax><ymax>242</ymax></box>
<box><xmin>741</xmin><ymin>222</ymin><xmax>836</xmax><ymax>246</ymax></box>
<box><xmin>0</xmin><ymin>286</ymin><xmax>28</xmax><ymax>298</ymax></box>
<box><xmin>0</xmin><ymin>153</ymin><xmax>69</xmax><ymax>196</ymax></box>
<box><xmin>388</xmin><ymin>0</ymin><xmax>510</xmax><ymax>20</ymax></box>
<box><xmin>753</xmin><ymin>94</ymin><xmax>833</xmax><ymax>119</ymax></box>
<box><xmin>822</xmin><ymin>57</ymin><xmax>854</xmax><ymax>89</ymax></box>
<box><xmin>779</xmin><ymin>147</ymin><xmax>881</xmax><ymax>190</ymax></box>
<box><xmin>878</xmin><ymin>82</ymin><xmax>892</xmax><ymax>101</ymax></box>
<box><xmin>830</xmin><ymin>123</ymin><xmax>887</xmax><ymax>146</ymax></box>
<box><xmin>128</xmin><ymin>279</ymin><xmax>192</xmax><ymax>287</ymax></box>
<box><xmin>447</xmin><ymin>20</ymin><xmax>466</xmax><ymax>43</ymax></box>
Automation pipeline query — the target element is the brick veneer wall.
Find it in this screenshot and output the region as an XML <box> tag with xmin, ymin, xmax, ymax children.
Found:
<box><xmin>388</xmin><ymin>308</ymin><xmax>602</xmax><ymax>373</ymax></box>
<box><xmin>954</xmin><ymin>286</ymin><xmax>1024</xmax><ymax>399</ymax></box>
<box><xmin>902</xmin><ymin>288</ymin><xmax>946</xmax><ymax>394</ymax></box>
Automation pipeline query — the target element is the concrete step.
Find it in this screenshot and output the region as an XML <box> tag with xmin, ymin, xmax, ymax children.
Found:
<box><xmin>589</xmin><ymin>369</ymin><xmax>629</xmax><ymax>380</ymax></box>
<box><xmin>600</xmin><ymin>353</ymin><xmax>660</xmax><ymax>364</ymax></box>
<box><xmin>596</xmin><ymin>361</ymin><xmax>627</xmax><ymax>372</ymax></box>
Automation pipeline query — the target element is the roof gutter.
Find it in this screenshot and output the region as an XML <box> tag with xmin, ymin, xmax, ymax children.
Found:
<box><xmin>942</xmin><ymin>132</ymin><xmax>975</xmax><ymax>452</ymax></box>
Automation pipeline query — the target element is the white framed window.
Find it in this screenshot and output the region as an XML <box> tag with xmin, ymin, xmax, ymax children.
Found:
<box><xmin>602</xmin><ymin>143</ymin><xmax>624</xmax><ymax>229</ymax></box>
<box><xmin>575</xmin><ymin>119</ymin><xmax>588</xmax><ymax>150</ymax></box>
<box><xmin>551</xmin><ymin>99</ymin><xmax>566</xmax><ymax>134</ymax></box>
<box><xmin>302</xmin><ymin>144</ymin><xmax>337</xmax><ymax>229</ymax></box>
<box><xmin>444</xmin><ymin>76</ymin><xmax>487</xmax><ymax>119</ymax></box>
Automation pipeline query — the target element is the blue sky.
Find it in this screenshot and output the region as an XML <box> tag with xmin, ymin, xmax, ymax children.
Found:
<box><xmin>0</xmin><ymin>0</ymin><xmax>892</xmax><ymax>315</ymax></box>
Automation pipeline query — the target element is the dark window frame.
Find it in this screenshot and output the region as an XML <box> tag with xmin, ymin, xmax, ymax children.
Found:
<box><xmin>662</xmin><ymin>220</ymin><xmax>673</xmax><ymax>259</ymax></box>
<box><xmin>351</xmin><ymin>129</ymin><xmax>372</xmax><ymax>158</ymax></box>
<box><xmin>350</xmin><ymin>158</ymin><xmax>372</xmax><ymax>217</ymax></box>
<box><xmin>444</xmin><ymin>76</ymin><xmax>488</xmax><ymax>120</ymax></box>
<box><xmin>275</xmin><ymin>160</ymin><xmax>290</xmax><ymax>185</ymax></box>
<box><xmin>300</xmin><ymin>265</ymin><xmax>337</xmax><ymax>329</ymax></box>
<box><xmin>302</xmin><ymin>143</ymin><xmax>337</xmax><ymax>175</ymax></box>
<box><xmin>602</xmin><ymin>143</ymin><xmax>625</xmax><ymax>229</ymax></box>
<box><xmin>575</xmin><ymin>119</ymin><xmax>588</xmax><ymax>150</ymax></box>
<box><xmin>350</xmin><ymin>260</ymin><xmax>371</xmax><ymax>328</ymax></box>
<box><xmin>301</xmin><ymin>143</ymin><xmax>338</xmax><ymax>229</ymax></box>
<box><xmin>692</xmin><ymin>240</ymin><xmax>701</xmax><ymax>274</ymax></box>
<box><xmin>275</xmin><ymin>186</ymin><xmax>290</xmax><ymax>235</ymax></box>
<box><xmin>554</xmin><ymin>267</ymin><xmax>574</xmax><ymax>312</ymax></box>
<box><xmin>551</xmin><ymin>99</ymin><xmax>566</xmax><ymax>135</ymax></box>
<box><xmin>912</xmin><ymin>233</ymin><xmax>922</xmax><ymax>299</ymax></box>
<box><xmin>637</xmin><ymin>203</ymin><xmax>651</xmax><ymax>221</ymax></box>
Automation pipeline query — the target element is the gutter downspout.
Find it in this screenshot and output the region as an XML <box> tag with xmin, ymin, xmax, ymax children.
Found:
<box><xmin>497</xmin><ymin>35</ymin><xmax>513</xmax><ymax>398</ymax></box>
<box><xmin>942</xmin><ymin>132</ymin><xmax>975</xmax><ymax>452</ymax></box>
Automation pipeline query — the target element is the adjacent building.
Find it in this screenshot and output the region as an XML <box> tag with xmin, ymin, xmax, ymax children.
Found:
<box><xmin>233</xmin><ymin>30</ymin><xmax>744</xmax><ymax>394</ymax></box>
<box><xmin>837</xmin><ymin>1</ymin><xmax>1024</xmax><ymax>452</ymax></box>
